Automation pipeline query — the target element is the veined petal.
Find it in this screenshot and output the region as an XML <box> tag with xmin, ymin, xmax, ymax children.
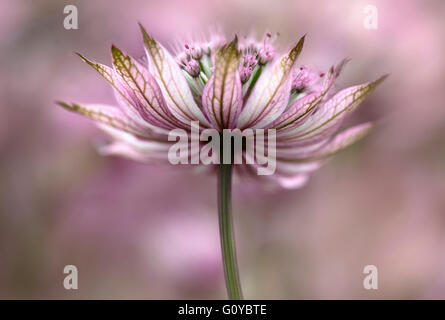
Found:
<box><xmin>112</xmin><ymin>85</ymin><xmax>160</xmax><ymax>132</ymax></box>
<box><xmin>237</xmin><ymin>36</ymin><xmax>305</xmax><ymax>129</ymax></box>
<box><xmin>111</xmin><ymin>46</ymin><xmax>180</xmax><ymax>130</ymax></box>
<box><xmin>98</xmin><ymin>123</ymin><xmax>172</xmax><ymax>160</ymax></box>
<box><xmin>333</xmin><ymin>58</ymin><xmax>350</xmax><ymax>78</ymax></box>
<box><xmin>139</xmin><ymin>24</ymin><xmax>210</xmax><ymax>127</ymax></box>
<box><xmin>202</xmin><ymin>37</ymin><xmax>242</xmax><ymax>130</ymax></box>
<box><xmin>76</xmin><ymin>52</ymin><xmax>115</xmax><ymax>85</ymax></box>
<box><xmin>270</xmin><ymin>67</ymin><xmax>336</xmax><ymax>132</ymax></box>
<box><xmin>99</xmin><ymin>142</ymin><xmax>166</xmax><ymax>163</ymax></box>
<box><xmin>310</xmin><ymin>122</ymin><xmax>374</xmax><ymax>159</ymax></box>
<box><xmin>283</xmin><ymin>75</ymin><xmax>387</xmax><ymax>141</ymax></box>
<box><xmin>276</xmin><ymin>122</ymin><xmax>373</xmax><ymax>163</ymax></box>
<box><xmin>76</xmin><ymin>53</ymin><xmax>133</xmax><ymax>107</ymax></box>
<box><xmin>76</xmin><ymin>53</ymin><xmax>155</xmax><ymax>131</ymax></box>
<box><xmin>265</xmin><ymin>124</ymin><xmax>373</xmax><ymax>189</ymax></box>
<box><xmin>269</xmin><ymin>92</ymin><xmax>319</xmax><ymax>130</ymax></box>
<box><xmin>276</xmin><ymin>138</ymin><xmax>328</xmax><ymax>158</ymax></box>
<box><xmin>57</xmin><ymin>102</ymin><xmax>160</xmax><ymax>140</ymax></box>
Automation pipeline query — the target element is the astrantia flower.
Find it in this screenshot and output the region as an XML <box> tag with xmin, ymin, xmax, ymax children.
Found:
<box><xmin>58</xmin><ymin>24</ymin><xmax>386</xmax><ymax>299</ymax></box>
<box><xmin>58</xmin><ymin>25</ymin><xmax>385</xmax><ymax>189</ymax></box>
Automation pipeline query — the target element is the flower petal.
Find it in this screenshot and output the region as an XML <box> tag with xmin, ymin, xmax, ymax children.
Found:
<box><xmin>76</xmin><ymin>53</ymin><xmax>154</xmax><ymax>130</ymax></box>
<box><xmin>57</xmin><ymin>102</ymin><xmax>160</xmax><ymax>139</ymax></box>
<box><xmin>76</xmin><ymin>52</ymin><xmax>115</xmax><ymax>84</ymax></box>
<box><xmin>99</xmin><ymin>142</ymin><xmax>164</xmax><ymax>163</ymax></box>
<box><xmin>236</xmin><ymin>163</ymin><xmax>310</xmax><ymax>189</ymax></box>
<box><xmin>275</xmin><ymin>122</ymin><xmax>373</xmax><ymax>163</ymax></box>
<box><xmin>111</xmin><ymin>46</ymin><xmax>180</xmax><ymax>130</ymax></box>
<box><xmin>310</xmin><ymin>122</ymin><xmax>374</xmax><ymax>159</ymax></box>
<box><xmin>271</xmin><ymin>173</ymin><xmax>310</xmax><ymax>189</ymax></box>
<box><xmin>139</xmin><ymin>24</ymin><xmax>210</xmax><ymax>127</ymax></box>
<box><xmin>281</xmin><ymin>75</ymin><xmax>387</xmax><ymax>142</ymax></box>
<box><xmin>276</xmin><ymin>160</ymin><xmax>323</xmax><ymax>174</ymax></box>
<box><xmin>202</xmin><ymin>37</ymin><xmax>242</xmax><ymax>130</ymax></box>
<box><xmin>333</xmin><ymin>58</ymin><xmax>350</xmax><ymax>78</ymax></box>
<box><xmin>97</xmin><ymin>123</ymin><xmax>173</xmax><ymax>163</ymax></box>
<box><xmin>276</xmin><ymin>138</ymin><xmax>329</xmax><ymax>158</ymax></box>
<box><xmin>269</xmin><ymin>67</ymin><xmax>336</xmax><ymax>132</ymax></box>
<box><xmin>237</xmin><ymin>36</ymin><xmax>305</xmax><ymax>129</ymax></box>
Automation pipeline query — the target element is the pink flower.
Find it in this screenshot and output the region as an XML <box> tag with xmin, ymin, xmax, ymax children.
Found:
<box><xmin>58</xmin><ymin>24</ymin><xmax>386</xmax><ymax>189</ymax></box>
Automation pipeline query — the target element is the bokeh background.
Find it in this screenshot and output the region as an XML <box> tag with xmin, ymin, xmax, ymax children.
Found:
<box><xmin>1</xmin><ymin>0</ymin><xmax>444</xmax><ymax>299</ymax></box>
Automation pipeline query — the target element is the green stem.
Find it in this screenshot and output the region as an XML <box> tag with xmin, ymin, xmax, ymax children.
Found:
<box><xmin>218</xmin><ymin>163</ymin><xmax>243</xmax><ymax>300</ymax></box>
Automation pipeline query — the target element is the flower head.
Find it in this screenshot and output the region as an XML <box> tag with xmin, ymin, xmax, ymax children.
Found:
<box><xmin>58</xmin><ymin>24</ymin><xmax>386</xmax><ymax>189</ymax></box>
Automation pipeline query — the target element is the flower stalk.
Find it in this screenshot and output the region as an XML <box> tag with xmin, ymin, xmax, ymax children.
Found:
<box><xmin>218</xmin><ymin>143</ymin><xmax>243</xmax><ymax>299</ymax></box>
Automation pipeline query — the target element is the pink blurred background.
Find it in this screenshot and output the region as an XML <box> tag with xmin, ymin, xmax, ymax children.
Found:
<box><xmin>1</xmin><ymin>0</ymin><xmax>444</xmax><ymax>299</ymax></box>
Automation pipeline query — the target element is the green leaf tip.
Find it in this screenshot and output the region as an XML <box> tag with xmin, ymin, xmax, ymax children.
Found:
<box><xmin>138</xmin><ymin>23</ymin><xmax>156</xmax><ymax>47</ymax></box>
<box><xmin>56</xmin><ymin>101</ymin><xmax>72</xmax><ymax>109</ymax></box>
<box><xmin>291</xmin><ymin>34</ymin><xmax>305</xmax><ymax>57</ymax></box>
